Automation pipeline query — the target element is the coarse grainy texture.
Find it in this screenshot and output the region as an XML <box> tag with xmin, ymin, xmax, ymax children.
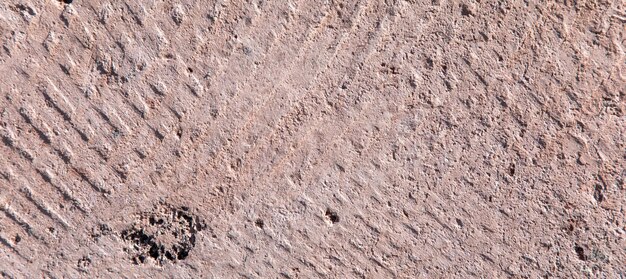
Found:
<box><xmin>0</xmin><ymin>0</ymin><xmax>625</xmax><ymax>277</ymax></box>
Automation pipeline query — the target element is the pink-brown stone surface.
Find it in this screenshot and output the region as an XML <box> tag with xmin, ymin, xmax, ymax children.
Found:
<box><xmin>0</xmin><ymin>0</ymin><xmax>625</xmax><ymax>277</ymax></box>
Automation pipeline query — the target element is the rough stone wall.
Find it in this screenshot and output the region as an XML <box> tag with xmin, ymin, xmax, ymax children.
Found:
<box><xmin>0</xmin><ymin>0</ymin><xmax>624</xmax><ymax>277</ymax></box>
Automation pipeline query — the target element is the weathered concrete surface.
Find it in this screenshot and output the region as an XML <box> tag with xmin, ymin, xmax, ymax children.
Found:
<box><xmin>0</xmin><ymin>0</ymin><xmax>625</xmax><ymax>277</ymax></box>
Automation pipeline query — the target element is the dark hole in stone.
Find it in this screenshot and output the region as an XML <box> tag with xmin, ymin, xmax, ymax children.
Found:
<box><xmin>61</xmin><ymin>0</ymin><xmax>73</xmax><ymax>4</ymax></box>
<box><xmin>508</xmin><ymin>164</ymin><xmax>516</xmax><ymax>176</ymax></box>
<box><xmin>461</xmin><ymin>4</ymin><xmax>473</xmax><ymax>16</ymax></box>
<box><xmin>325</xmin><ymin>208</ymin><xmax>340</xmax><ymax>224</ymax></box>
<box><xmin>574</xmin><ymin>245</ymin><xmax>586</xmax><ymax>261</ymax></box>
<box><xmin>149</xmin><ymin>216</ymin><xmax>164</xmax><ymax>225</ymax></box>
<box><xmin>444</xmin><ymin>80</ymin><xmax>453</xmax><ymax>91</ymax></box>
<box><xmin>77</xmin><ymin>256</ymin><xmax>92</xmax><ymax>269</ymax></box>
<box><xmin>255</xmin><ymin>219</ymin><xmax>264</xmax><ymax>229</ymax></box>
<box><xmin>176</xmin><ymin>128</ymin><xmax>183</xmax><ymax>139</ymax></box>
<box><xmin>149</xmin><ymin>245</ymin><xmax>161</xmax><ymax>259</ymax></box>
<box><xmin>177</xmin><ymin>246</ymin><xmax>190</xmax><ymax>259</ymax></box>
<box><xmin>165</xmin><ymin>251</ymin><xmax>175</xmax><ymax>261</ymax></box>
<box><xmin>59</xmin><ymin>63</ymin><xmax>70</xmax><ymax>75</ymax></box>
<box><xmin>187</xmin><ymin>67</ymin><xmax>193</xmax><ymax>73</ymax></box>
<box><xmin>425</xmin><ymin>58</ymin><xmax>434</xmax><ymax>69</ymax></box>
<box><xmin>14</xmin><ymin>234</ymin><xmax>21</xmax><ymax>243</ymax></box>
